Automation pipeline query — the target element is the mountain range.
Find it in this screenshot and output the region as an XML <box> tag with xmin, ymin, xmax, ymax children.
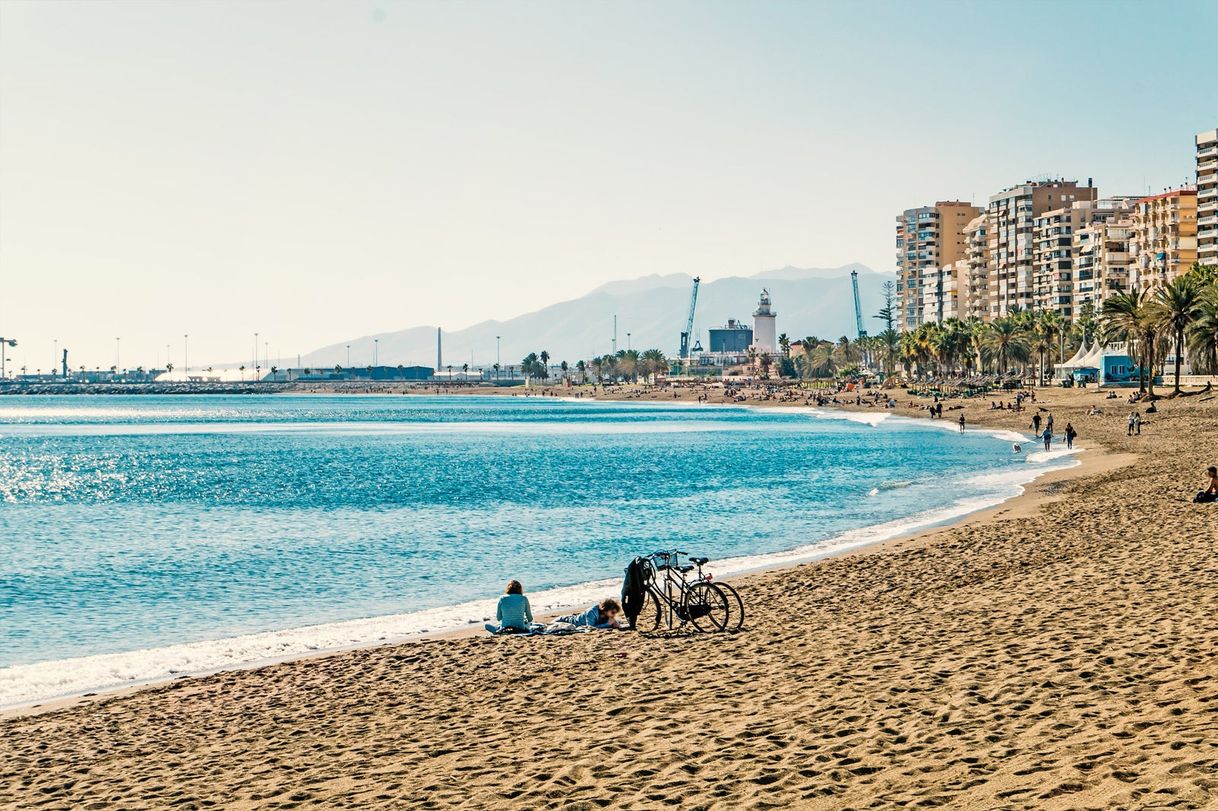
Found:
<box><xmin>299</xmin><ymin>264</ymin><xmax>893</xmax><ymax>369</ymax></box>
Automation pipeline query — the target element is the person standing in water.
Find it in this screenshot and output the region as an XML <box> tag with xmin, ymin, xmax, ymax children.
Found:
<box><xmin>1065</xmin><ymin>422</ymin><xmax>1077</xmax><ymax>449</ymax></box>
<box><xmin>958</xmin><ymin>413</ymin><xmax>966</xmax><ymax>433</ymax></box>
<box><xmin>1042</xmin><ymin>426</ymin><xmax>1052</xmax><ymax>451</ymax></box>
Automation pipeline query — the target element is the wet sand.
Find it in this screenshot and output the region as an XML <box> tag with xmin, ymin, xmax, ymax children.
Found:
<box><xmin>3</xmin><ymin>386</ymin><xmax>1217</xmax><ymax>809</ymax></box>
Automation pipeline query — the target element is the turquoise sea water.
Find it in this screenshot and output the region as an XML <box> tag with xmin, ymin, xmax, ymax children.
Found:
<box><xmin>0</xmin><ymin>394</ymin><xmax>1071</xmax><ymax>704</ymax></box>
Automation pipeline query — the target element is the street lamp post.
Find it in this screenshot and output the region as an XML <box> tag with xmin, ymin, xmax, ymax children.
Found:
<box><xmin>184</xmin><ymin>334</ymin><xmax>189</xmax><ymax>379</ymax></box>
<box><xmin>115</xmin><ymin>337</ymin><xmax>121</xmax><ymax>372</ymax></box>
<box><xmin>496</xmin><ymin>336</ymin><xmax>501</xmax><ymax>380</ymax></box>
<box><xmin>346</xmin><ymin>344</ymin><xmax>351</xmax><ymax>368</ymax></box>
<box><xmin>254</xmin><ymin>332</ymin><xmax>259</xmax><ymax>375</ymax></box>
<box><xmin>374</xmin><ymin>338</ymin><xmax>379</xmax><ymax>367</ymax></box>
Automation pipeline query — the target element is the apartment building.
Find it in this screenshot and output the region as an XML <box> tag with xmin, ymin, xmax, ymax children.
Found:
<box><xmin>1072</xmin><ymin>209</ymin><xmax>1135</xmax><ymax>316</ymax></box>
<box><xmin>1033</xmin><ymin>197</ymin><xmax>1137</xmax><ymax>319</ymax></box>
<box><xmin>962</xmin><ymin>215</ymin><xmax>990</xmax><ymax>321</ymax></box>
<box><xmin>1128</xmin><ymin>189</ymin><xmax>1198</xmax><ymax>291</ymax></box>
<box><xmin>920</xmin><ymin>259</ymin><xmax>969</xmax><ymax>324</ymax></box>
<box><xmin>895</xmin><ymin>201</ymin><xmax>981</xmax><ymax>331</ymax></box>
<box><xmin>1197</xmin><ymin>128</ymin><xmax>1217</xmax><ymax>265</ymax></box>
<box><xmin>986</xmin><ymin>179</ymin><xmax>1097</xmax><ymax>318</ymax></box>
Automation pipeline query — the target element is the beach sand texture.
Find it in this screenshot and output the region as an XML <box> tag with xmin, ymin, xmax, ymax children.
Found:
<box><xmin>2</xmin><ymin>389</ymin><xmax>1217</xmax><ymax>809</ymax></box>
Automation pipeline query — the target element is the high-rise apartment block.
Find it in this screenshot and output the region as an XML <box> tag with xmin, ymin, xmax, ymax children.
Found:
<box><xmin>1032</xmin><ymin>197</ymin><xmax>1139</xmax><ymax>319</ymax></box>
<box><xmin>986</xmin><ymin>180</ymin><xmax>1097</xmax><ymax>319</ymax></box>
<box><xmin>962</xmin><ymin>215</ymin><xmax>990</xmax><ymax>321</ymax></box>
<box><xmin>1128</xmin><ymin>189</ymin><xmax>1197</xmax><ymax>291</ymax></box>
<box><xmin>895</xmin><ymin>201</ymin><xmax>981</xmax><ymax>332</ymax></box>
<box><xmin>1072</xmin><ymin>203</ymin><xmax>1136</xmax><ymax>317</ymax></box>
<box><xmin>1197</xmin><ymin>128</ymin><xmax>1217</xmax><ymax>265</ymax></box>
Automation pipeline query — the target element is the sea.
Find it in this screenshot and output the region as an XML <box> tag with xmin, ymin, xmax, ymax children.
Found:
<box><xmin>0</xmin><ymin>394</ymin><xmax>1077</xmax><ymax>707</ymax></box>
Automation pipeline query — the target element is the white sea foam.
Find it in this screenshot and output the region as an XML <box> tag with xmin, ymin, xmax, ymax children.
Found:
<box><xmin>0</xmin><ymin>578</ymin><xmax>621</xmax><ymax>709</ymax></box>
<box><xmin>776</xmin><ymin>406</ymin><xmax>892</xmax><ymax>427</ymax></box>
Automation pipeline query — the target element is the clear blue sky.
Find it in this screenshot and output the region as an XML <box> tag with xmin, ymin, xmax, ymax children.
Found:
<box><xmin>1</xmin><ymin>0</ymin><xmax>1215</xmax><ymax>370</ymax></box>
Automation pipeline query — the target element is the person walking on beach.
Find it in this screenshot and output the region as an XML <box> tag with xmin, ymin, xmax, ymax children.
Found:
<box><xmin>1045</xmin><ymin>412</ymin><xmax>1054</xmax><ymax>434</ymax></box>
<box><xmin>1127</xmin><ymin>411</ymin><xmax>1137</xmax><ymax>436</ymax></box>
<box><xmin>958</xmin><ymin>414</ymin><xmax>966</xmax><ymax>433</ymax></box>
<box><xmin>1134</xmin><ymin>412</ymin><xmax>1142</xmax><ymax>435</ymax></box>
<box><xmin>1031</xmin><ymin>413</ymin><xmax>1041</xmax><ymax>433</ymax></box>
<box><xmin>1042</xmin><ymin>426</ymin><xmax>1052</xmax><ymax>451</ymax></box>
<box><xmin>1065</xmin><ymin>423</ymin><xmax>1077</xmax><ymax>449</ymax></box>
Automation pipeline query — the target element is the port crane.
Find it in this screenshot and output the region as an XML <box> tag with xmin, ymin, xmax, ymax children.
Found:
<box><xmin>850</xmin><ymin>270</ymin><xmax>867</xmax><ymax>338</ymax></box>
<box><xmin>679</xmin><ymin>276</ymin><xmax>701</xmax><ymax>360</ymax></box>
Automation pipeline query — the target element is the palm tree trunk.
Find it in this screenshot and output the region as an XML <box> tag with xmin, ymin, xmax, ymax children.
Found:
<box><xmin>1174</xmin><ymin>327</ymin><xmax>1183</xmax><ymax>395</ymax></box>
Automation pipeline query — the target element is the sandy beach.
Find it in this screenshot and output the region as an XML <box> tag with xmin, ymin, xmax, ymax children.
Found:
<box><xmin>3</xmin><ymin>385</ymin><xmax>1217</xmax><ymax>809</ymax></box>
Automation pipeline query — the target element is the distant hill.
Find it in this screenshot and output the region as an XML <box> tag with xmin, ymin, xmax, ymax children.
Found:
<box><xmin>299</xmin><ymin>264</ymin><xmax>893</xmax><ymax>369</ymax></box>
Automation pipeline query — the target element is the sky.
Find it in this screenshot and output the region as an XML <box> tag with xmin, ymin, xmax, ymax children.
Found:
<box><xmin>1</xmin><ymin>0</ymin><xmax>1215</xmax><ymax>372</ymax></box>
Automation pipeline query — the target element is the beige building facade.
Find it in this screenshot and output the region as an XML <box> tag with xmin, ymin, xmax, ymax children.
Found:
<box><xmin>1128</xmin><ymin>189</ymin><xmax>1198</xmax><ymax>291</ymax></box>
<box><xmin>962</xmin><ymin>214</ymin><xmax>990</xmax><ymax>321</ymax></box>
<box><xmin>1072</xmin><ymin>210</ymin><xmax>1134</xmax><ymax>317</ymax></box>
<box><xmin>986</xmin><ymin>179</ymin><xmax>1097</xmax><ymax>318</ymax></box>
<box><xmin>895</xmin><ymin>201</ymin><xmax>981</xmax><ymax>332</ymax></box>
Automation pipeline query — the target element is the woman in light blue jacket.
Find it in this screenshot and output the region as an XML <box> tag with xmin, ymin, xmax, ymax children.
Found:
<box><xmin>485</xmin><ymin>580</ymin><xmax>533</xmax><ymax>634</ymax></box>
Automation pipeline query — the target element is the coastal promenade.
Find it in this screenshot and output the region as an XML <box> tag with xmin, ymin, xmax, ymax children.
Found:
<box><xmin>3</xmin><ymin>387</ymin><xmax>1216</xmax><ymax>809</ymax></box>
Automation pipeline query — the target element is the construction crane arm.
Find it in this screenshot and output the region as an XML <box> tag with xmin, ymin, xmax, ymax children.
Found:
<box><xmin>680</xmin><ymin>277</ymin><xmax>700</xmax><ymax>359</ymax></box>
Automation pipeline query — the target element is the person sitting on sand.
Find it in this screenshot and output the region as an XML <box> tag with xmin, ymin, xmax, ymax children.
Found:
<box><xmin>556</xmin><ymin>598</ymin><xmax>622</xmax><ymax>630</ymax></box>
<box><xmin>1196</xmin><ymin>466</ymin><xmax>1218</xmax><ymax>503</ymax></box>
<box><xmin>485</xmin><ymin>580</ymin><xmax>534</xmax><ymax>634</ymax></box>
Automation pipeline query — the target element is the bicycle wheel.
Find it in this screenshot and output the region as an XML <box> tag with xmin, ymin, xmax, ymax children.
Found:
<box><xmin>634</xmin><ymin>589</ymin><xmax>663</xmax><ymax>631</ymax></box>
<box><xmin>716</xmin><ymin>581</ymin><xmax>745</xmax><ymax>631</ymax></box>
<box><xmin>684</xmin><ymin>582</ymin><xmax>730</xmax><ymax>632</ymax></box>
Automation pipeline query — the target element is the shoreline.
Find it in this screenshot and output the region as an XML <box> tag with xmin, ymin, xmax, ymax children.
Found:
<box><xmin>0</xmin><ymin>391</ymin><xmax>1121</xmax><ymax>719</ymax></box>
<box><xmin>6</xmin><ymin>385</ymin><xmax>1214</xmax><ymax>809</ymax></box>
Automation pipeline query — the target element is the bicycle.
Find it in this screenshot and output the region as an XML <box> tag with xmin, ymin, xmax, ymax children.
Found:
<box><xmin>637</xmin><ymin>550</ymin><xmax>741</xmax><ymax>633</ymax></box>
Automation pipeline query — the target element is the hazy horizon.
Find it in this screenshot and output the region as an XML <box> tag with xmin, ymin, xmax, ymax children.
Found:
<box><xmin>2</xmin><ymin>0</ymin><xmax>1215</xmax><ymax>371</ymax></box>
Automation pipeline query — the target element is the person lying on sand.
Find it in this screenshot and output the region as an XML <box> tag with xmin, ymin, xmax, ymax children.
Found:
<box><xmin>485</xmin><ymin>580</ymin><xmax>534</xmax><ymax>634</ymax></box>
<box><xmin>1196</xmin><ymin>466</ymin><xmax>1218</xmax><ymax>504</ymax></box>
<box><xmin>556</xmin><ymin>598</ymin><xmax>622</xmax><ymax>630</ymax></box>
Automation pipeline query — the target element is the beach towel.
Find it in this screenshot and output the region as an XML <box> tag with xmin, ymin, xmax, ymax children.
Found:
<box><xmin>1194</xmin><ymin>491</ymin><xmax>1216</xmax><ymax>504</ymax></box>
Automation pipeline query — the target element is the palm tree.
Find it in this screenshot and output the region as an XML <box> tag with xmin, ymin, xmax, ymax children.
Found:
<box><xmin>982</xmin><ymin>316</ymin><xmax>1031</xmax><ymax>376</ymax></box>
<box><xmin>575</xmin><ymin>359</ymin><xmax>587</xmax><ymax>382</ymax></box>
<box><xmin>1103</xmin><ymin>290</ymin><xmax>1156</xmax><ymax>393</ymax></box>
<box><xmin>539</xmin><ymin>350</ymin><xmax>550</xmax><ymax>376</ymax></box>
<box><xmin>1029</xmin><ymin>329</ymin><xmax>1054</xmax><ymax>386</ymax></box>
<box><xmin>1152</xmin><ymin>275</ymin><xmax>1202</xmax><ymax>394</ymax></box>
<box><xmin>640</xmin><ymin>349</ymin><xmax>666</xmax><ymax>380</ymax></box>
<box><xmin>778</xmin><ymin>333</ymin><xmax>790</xmax><ymax>356</ymax></box>
<box><xmin>1186</xmin><ymin>279</ymin><xmax>1218</xmax><ymax>375</ymax></box>
<box><xmin>1036</xmin><ymin>310</ymin><xmax>1064</xmax><ymax>376</ymax></box>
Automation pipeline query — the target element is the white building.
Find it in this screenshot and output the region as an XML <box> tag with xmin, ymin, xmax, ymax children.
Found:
<box><xmin>752</xmin><ymin>289</ymin><xmax>777</xmax><ymax>354</ymax></box>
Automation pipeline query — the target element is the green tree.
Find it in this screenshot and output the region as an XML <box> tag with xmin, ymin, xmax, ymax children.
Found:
<box><xmin>1186</xmin><ymin>278</ymin><xmax>1218</xmax><ymax>375</ymax></box>
<box><xmin>981</xmin><ymin>317</ymin><xmax>1031</xmax><ymax>376</ymax></box>
<box><xmin>1153</xmin><ymin>275</ymin><xmax>1202</xmax><ymax>394</ymax></box>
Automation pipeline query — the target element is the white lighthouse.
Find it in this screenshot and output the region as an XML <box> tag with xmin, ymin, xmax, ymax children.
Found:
<box><xmin>752</xmin><ymin>289</ymin><xmax>777</xmax><ymax>354</ymax></box>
